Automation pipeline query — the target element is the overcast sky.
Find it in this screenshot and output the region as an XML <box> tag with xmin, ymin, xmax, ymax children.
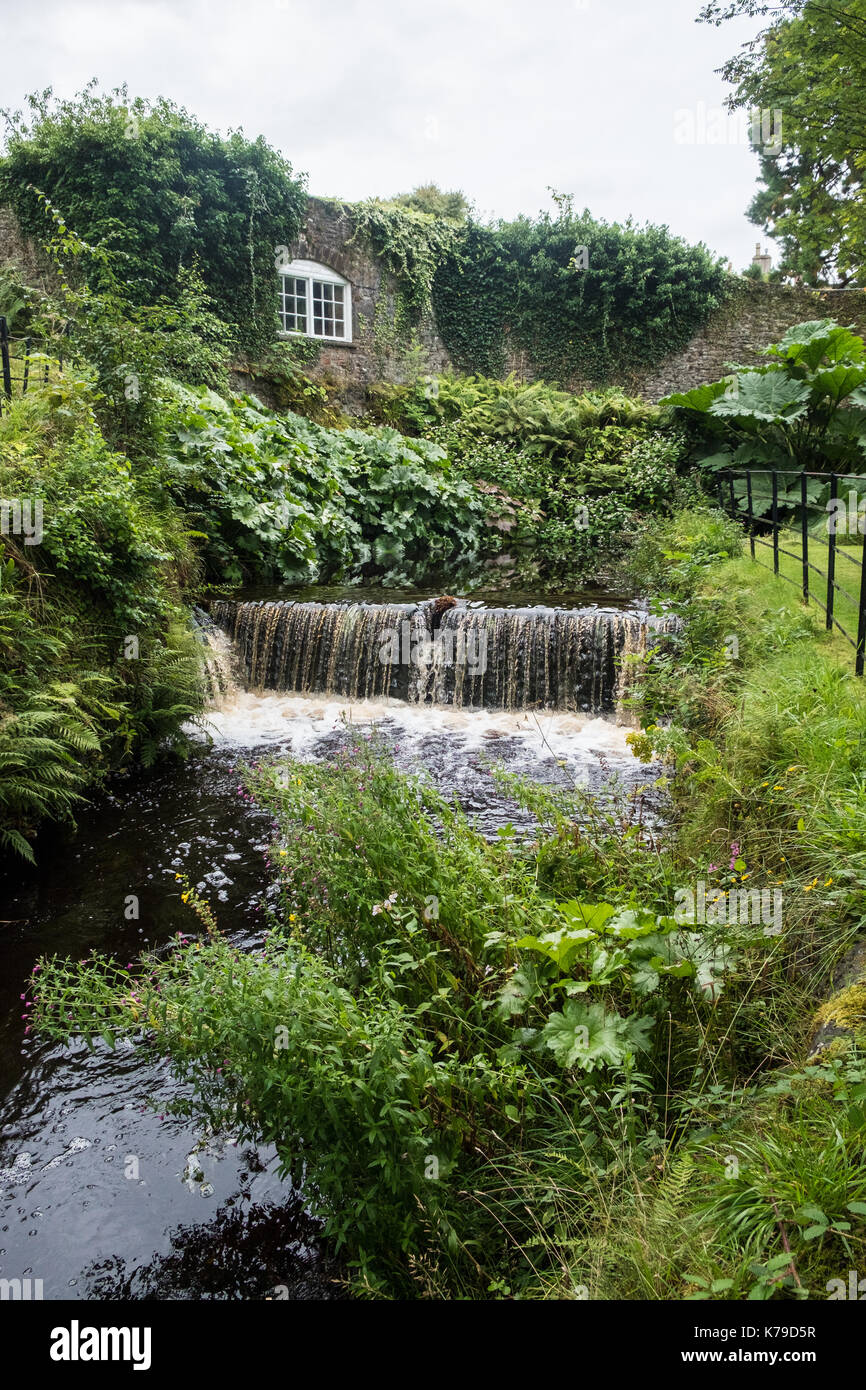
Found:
<box><xmin>0</xmin><ymin>0</ymin><xmax>774</xmax><ymax>270</ymax></box>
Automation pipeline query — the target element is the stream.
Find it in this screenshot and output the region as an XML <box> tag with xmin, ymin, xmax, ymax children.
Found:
<box><xmin>0</xmin><ymin>584</ymin><xmax>663</xmax><ymax>1299</ymax></box>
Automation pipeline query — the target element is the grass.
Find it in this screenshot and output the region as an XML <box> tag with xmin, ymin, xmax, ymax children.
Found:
<box><xmin>746</xmin><ymin>526</ymin><xmax>865</xmax><ymax>661</ymax></box>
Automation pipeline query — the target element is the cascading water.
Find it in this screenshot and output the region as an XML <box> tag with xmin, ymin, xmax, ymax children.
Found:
<box><xmin>210</xmin><ymin>598</ymin><xmax>676</xmax><ymax>715</ymax></box>
<box><xmin>0</xmin><ymin>590</ymin><xmax>668</xmax><ymax>1297</ymax></box>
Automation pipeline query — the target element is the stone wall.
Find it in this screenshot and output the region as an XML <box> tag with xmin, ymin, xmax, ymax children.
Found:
<box><xmin>634</xmin><ymin>282</ymin><xmax>866</xmax><ymax>401</ymax></box>
<box><xmin>232</xmin><ymin>197</ymin><xmax>451</xmax><ymax>412</ymax></box>
<box><xmin>3</xmin><ymin>196</ymin><xmax>866</xmax><ymax>410</ymax></box>
<box><xmin>0</xmin><ymin>204</ymin><xmax>57</xmax><ymax>296</ymax></box>
<box><xmin>502</xmin><ymin>281</ymin><xmax>866</xmax><ymax>401</ymax></box>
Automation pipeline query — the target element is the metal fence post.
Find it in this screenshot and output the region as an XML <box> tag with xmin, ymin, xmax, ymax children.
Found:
<box><xmin>827</xmin><ymin>472</ymin><xmax>837</xmax><ymax>631</ymax></box>
<box><xmin>857</xmin><ymin>540</ymin><xmax>866</xmax><ymax>678</ymax></box>
<box><xmin>0</xmin><ymin>317</ymin><xmax>11</xmax><ymax>402</ymax></box>
<box><xmin>800</xmin><ymin>471</ymin><xmax>809</xmax><ymax>603</ymax></box>
<box><xmin>746</xmin><ymin>471</ymin><xmax>755</xmax><ymax>559</ymax></box>
<box><xmin>771</xmin><ymin>470</ymin><xmax>779</xmax><ymax>574</ymax></box>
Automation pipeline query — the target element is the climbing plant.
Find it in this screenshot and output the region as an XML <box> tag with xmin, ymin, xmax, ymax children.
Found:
<box><xmin>433</xmin><ymin>198</ymin><xmax>733</xmax><ymax>386</ymax></box>
<box><xmin>347</xmin><ymin>199</ymin><xmax>459</xmax><ymax>354</ymax></box>
<box><xmin>0</xmin><ymin>83</ymin><xmax>307</xmax><ymax>354</ymax></box>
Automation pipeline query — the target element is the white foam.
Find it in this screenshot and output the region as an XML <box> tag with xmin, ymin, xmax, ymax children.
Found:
<box><xmin>196</xmin><ymin>690</ymin><xmax>636</xmax><ymax>764</ymax></box>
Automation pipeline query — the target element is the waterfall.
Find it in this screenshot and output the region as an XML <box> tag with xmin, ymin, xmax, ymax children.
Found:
<box><xmin>209</xmin><ymin>599</ymin><xmax>676</xmax><ymax>715</ymax></box>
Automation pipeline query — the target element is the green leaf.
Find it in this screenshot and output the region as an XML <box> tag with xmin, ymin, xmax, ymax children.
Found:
<box><xmin>709</xmin><ymin>370</ymin><xmax>811</xmax><ymax>422</ymax></box>
<box><xmin>541</xmin><ymin>1000</ymin><xmax>653</xmax><ymax>1071</ymax></box>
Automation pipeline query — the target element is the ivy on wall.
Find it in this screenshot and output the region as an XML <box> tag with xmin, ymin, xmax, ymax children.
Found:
<box><xmin>346</xmin><ymin>194</ymin><xmax>733</xmax><ymax>388</ymax></box>
<box><xmin>0</xmin><ymin>84</ymin><xmax>307</xmax><ymax>355</ymax></box>
<box><xmin>348</xmin><ymin>199</ymin><xmax>459</xmax><ymax>325</ymax></box>
<box><xmin>432</xmin><ymin>199</ymin><xmax>734</xmax><ymax>387</ymax></box>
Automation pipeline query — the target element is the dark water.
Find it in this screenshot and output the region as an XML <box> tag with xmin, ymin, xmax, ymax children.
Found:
<box><xmin>0</xmin><ymin>598</ymin><xmax>657</xmax><ymax>1300</ymax></box>
<box><xmin>222</xmin><ymin>577</ymin><xmax>645</xmax><ymax>611</ymax></box>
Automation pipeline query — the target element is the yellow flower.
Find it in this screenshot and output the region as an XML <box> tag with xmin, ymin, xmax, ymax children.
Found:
<box><xmin>804</xmin><ymin>885</ymin><xmax>813</xmax><ymax>892</ymax></box>
<box><xmin>181</xmin><ymin>891</ymin><xmax>190</xmax><ymax>903</ymax></box>
<box><xmin>761</xmin><ymin>781</ymin><xmax>769</xmax><ymax>787</ymax></box>
<box><xmin>289</xmin><ymin>914</ymin><xmax>297</xmax><ymax>922</ymax></box>
<box><xmin>773</xmin><ymin>785</ymin><xmax>784</xmax><ymax>791</ymax></box>
<box><xmin>279</xmin><ymin>849</ymin><xmax>287</xmax><ymax>856</ymax></box>
<box><xmin>175</xmin><ymin>874</ymin><xmax>182</xmax><ymax>881</ymax></box>
<box><xmin>787</xmin><ymin>766</ymin><xmax>797</xmax><ymax>773</ymax></box>
<box><xmin>825</xmin><ymin>878</ymin><xmax>833</xmax><ymax>886</ymax></box>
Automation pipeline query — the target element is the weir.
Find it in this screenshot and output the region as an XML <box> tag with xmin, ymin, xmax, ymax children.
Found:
<box><xmin>210</xmin><ymin>599</ymin><xmax>676</xmax><ymax>714</ymax></box>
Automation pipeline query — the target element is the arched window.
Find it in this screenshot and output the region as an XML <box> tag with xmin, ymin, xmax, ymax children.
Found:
<box><xmin>277</xmin><ymin>258</ymin><xmax>352</xmax><ymax>342</ymax></box>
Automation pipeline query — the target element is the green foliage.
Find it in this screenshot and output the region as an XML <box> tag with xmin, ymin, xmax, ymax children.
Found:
<box><xmin>348</xmin><ymin>198</ymin><xmax>460</xmax><ymax>335</ymax></box>
<box><xmin>160</xmin><ymin>384</ymin><xmax>487</xmax><ymax>584</ymax></box>
<box><xmin>28</xmin><ymin>498</ymin><xmax>866</xmax><ymax>1298</ymax></box>
<box><xmin>240</xmin><ymin>339</ymin><xmax>344</xmax><ymax>425</ymax></box>
<box><xmin>662</xmin><ymin>318</ymin><xmax>866</xmax><ymax>480</ymax></box>
<box><xmin>369</xmin><ymin>372</ymin><xmax>689</xmax><ymax>574</ymax></box>
<box><xmin>432</xmin><ymin>196</ymin><xmax>731</xmax><ymax>385</ymax></box>
<box><xmin>0</xmin><ymin>267</ymin><xmax>34</xmax><ymax>332</ymax></box>
<box><xmin>0</xmin><ymin>382</ymin><xmax>205</xmax><ymax>857</ymax></box>
<box><xmin>0</xmin><ymin>83</ymin><xmax>307</xmax><ymax>352</ymax></box>
<box><xmin>31</xmin><ymin>732</ymin><xmax>719</xmax><ymax>1294</ymax></box>
<box><xmin>390</xmin><ymin>184</ymin><xmax>471</xmax><ymax>222</ymax></box>
<box><xmin>700</xmin><ymin>0</ymin><xmax>866</xmax><ymax>285</ymax></box>
<box><xmin>20</xmin><ymin>189</ymin><xmax>232</xmax><ymax>460</ymax></box>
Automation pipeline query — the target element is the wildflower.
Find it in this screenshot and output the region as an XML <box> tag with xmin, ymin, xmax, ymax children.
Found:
<box><xmin>825</xmin><ymin>878</ymin><xmax>833</xmax><ymax>886</ymax></box>
<box><xmin>773</xmin><ymin>785</ymin><xmax>784</xmax><ymax>791</ymax></box>
<box><xmin>289</xmin><ymin>914</ymin><xmax>297</xmax><ymax>922</ymax></box>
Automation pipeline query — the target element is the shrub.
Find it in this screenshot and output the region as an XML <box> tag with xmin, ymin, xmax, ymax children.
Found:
<box><xmin>0</xmin><ymin>83</ymin><xmax>307</xmax><ymax>354</ymax></box>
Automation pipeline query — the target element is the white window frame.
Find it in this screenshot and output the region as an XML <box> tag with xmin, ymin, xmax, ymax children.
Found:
<box><xmin>277</xmin><ymin>258</ymin><xmax>352</xmax><ymax>343</ymax></box>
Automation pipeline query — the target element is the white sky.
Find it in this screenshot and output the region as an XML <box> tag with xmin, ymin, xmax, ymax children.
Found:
<box><xmin>0</xmin><ymin>0</ymin><xmax>775</xmax><ymax>270</ymax></box>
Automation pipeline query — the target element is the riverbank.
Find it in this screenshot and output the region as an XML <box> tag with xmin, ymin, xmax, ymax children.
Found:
<box><xmin>20</xmin><ymin>509</ymin><xmax>865</xmax><ymax>1297</ymax></box>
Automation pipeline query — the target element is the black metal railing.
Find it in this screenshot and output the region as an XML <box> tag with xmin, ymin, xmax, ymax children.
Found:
<box><xmin>715</xmin><ymin>467</ymin><xmax>866</xmax><ymax>676</ymax></box>
<box><xmin>0</xmin><ymin>314</ymin><xmax>52</xmax><ymax>412</ymax></box>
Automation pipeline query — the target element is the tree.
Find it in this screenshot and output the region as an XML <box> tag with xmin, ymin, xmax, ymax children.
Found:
<box><xmin>699</xmin><ymin>1</ymin><xmax>866</xmax><ymax>285</ymax></box>
<box><xmin>0</xmin><ymin>82</ymin><xmax>308</xmax><ymax>352</ymax></box>
<box><xmin>391</xmin><ymin>184</ymin><xmax>471</xmax><ymax>221</ymax></box>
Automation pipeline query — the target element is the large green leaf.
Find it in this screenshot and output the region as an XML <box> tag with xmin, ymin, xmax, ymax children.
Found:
<box><xmin>708</xmin><ymin>371</ymin><xmax>811</xmax><ymax>422</ymax></box>
<box><xmin>659</xmin><ymin>379</ymin><xmax>729</xmax><ymax>413</ymax></box>
<box><xmin>541</xmin><ymin>1000</ymin><xmax>654</xmax><ymax>1071</ymax></box>
<box><xmin>767</xmin><ymin>320</ymin><xmax>865</xmax><ymax>370</ymax></box>
<box><xmin>515</xmin><ymin>925</ymin><xmax>595</xmax><ymax>972</ymax></box>
<box><xmin>811</xmin><ymin>364</ymin><xmax>866</xmax><ymax>406</ymax></box>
